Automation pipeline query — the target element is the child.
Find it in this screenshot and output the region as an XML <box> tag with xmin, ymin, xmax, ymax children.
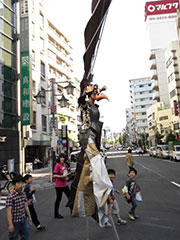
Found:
<box><xmin>106</xmin><ymin>169</ymin><xmax>127</xmax><ymax>225</ymax></box>
<box><xmin>124</xmin><ymin>168</ymin><xmax>139</xmax><ymax>221</ymax></box>
<box><xmin>24</xmin><ymin>174</ymin><xmax>46</xmax><ymax>231</ymax></box>
<box><xmin>6</xmin><ymin>174</ymin><xmax>32</xmax><ymax>240</ymax></box>
<box><xmin>53</xmin><ymin>153</ymin><xmax>70</xmax><ymax>218</ymax></box>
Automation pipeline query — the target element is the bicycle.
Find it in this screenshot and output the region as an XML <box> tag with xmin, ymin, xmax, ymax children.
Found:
<box><xmin>0</xmin><ymin>165</ymin><xmax>15</xmax><ymax>192</ymax></box>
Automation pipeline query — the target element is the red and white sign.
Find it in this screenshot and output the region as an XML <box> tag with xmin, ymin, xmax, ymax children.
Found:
<box><xmin>145</xmin><ymin>0</ymin><xmax>180</xmax><ymax>20</ymax></box>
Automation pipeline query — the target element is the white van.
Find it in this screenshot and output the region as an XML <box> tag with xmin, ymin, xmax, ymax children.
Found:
<box><xmin>156</xmin><ymin>145</ymin><xmax>169</xmax><ymax>159</ymax></box>
<box><xmin>170</xmin><ymin>145</ymin><xmax>180</xmax><ymax>161</ymax></box>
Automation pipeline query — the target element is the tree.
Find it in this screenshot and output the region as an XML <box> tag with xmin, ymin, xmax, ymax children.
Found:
<box><xmin>155</xmin><ymin>131</ymin><xmax>164</xmax><ymax>145</ymax></box>
<box><xmin>118</xmin><ymin>136</ymin><xmax>123</xmax><ymax>145</ymax></box>
<box><xmin>165</xmin><ymin>131</ymin><xmax>176</xmax><ymax>144</ymax></box>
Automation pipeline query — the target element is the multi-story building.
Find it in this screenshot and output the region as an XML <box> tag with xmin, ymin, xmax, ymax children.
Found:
<box><xmin>147</xmin><ymin>102</ymin><xmax>173</xmax><ymax>146</ymax></box>
<box><xmin>0</xmin><ymin>0</ymin><xmax>20</xmax><ymax>171</ymax></box>
<box><xmin>47</xmin><ymin>20</ymin><xmax>80</xmax><ymax>147</ymax></box>
<box><xmin>165</xmin><ymin>40</ymin><xmax>180</xmax><ymax>137</ymax></box>
<box><xmin>145</xmin><ymin>0</ymin><xmax>180</xmax><ymax>106</ymax></box>
<box><xmin>129</xmin><ymin>77</ymin><xmax>154</xmax><ymax>141</ymax></box>
<box><xmin>150</xmin><ymin>49</ymin><xmax>170</xmax><ymax>105</ymax></box>
<box><xmin>125</xmin><ymin>108</ymin><xmax>134</xmax><ymax>145</ymax></box>
<box><xmin>19</xmin><ymin>0</ymin><xmax>80</xmax><ymax>171</ymax></box>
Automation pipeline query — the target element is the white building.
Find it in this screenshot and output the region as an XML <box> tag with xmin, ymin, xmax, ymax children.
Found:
<box><xmin>129</xmin><ymin>77</ymin><xmax>154</xmax><ymax>140</ymax></box>
<box><xmin>20</xmin><ymin>0</ymin><xmax>80</xmax><ymax>168</ymax></box>
<box><xmin>145</xmin><ymin>0</ymin><xmax>179</xmax><ymax>106</ymax></box>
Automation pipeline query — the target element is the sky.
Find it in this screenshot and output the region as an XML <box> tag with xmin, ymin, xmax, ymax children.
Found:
<box><xmin>48</xmin><ymin>0</ymin><xmax>151</xmax><ymax>132</ymax></box>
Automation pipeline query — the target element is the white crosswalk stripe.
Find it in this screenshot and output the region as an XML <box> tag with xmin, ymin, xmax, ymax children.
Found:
<box><xmin>0</xmin><ymin>196</ymin><xmax>7</xmax><ymax>211</ymax></box>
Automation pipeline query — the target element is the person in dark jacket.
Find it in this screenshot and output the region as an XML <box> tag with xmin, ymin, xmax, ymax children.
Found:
<box><xmin>24</xmin><ymin>174</ymin><xmax>46</xmax><ymax>231</ymax></box>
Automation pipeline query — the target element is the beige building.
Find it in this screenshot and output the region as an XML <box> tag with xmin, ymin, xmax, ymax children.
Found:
<box><xmin>47</xmin><ymin>20</ymin><xmax>80</xmax><ymax>145</ymax></box>
<box><xmin>165</xmin><ymin>40</ymin><xmax>180</xmax><ymax>137</ymax></box>
<box><xmin>147</xmin><ymin>102</ymin><xmax>173</xmax><ymax>146</ymax></box>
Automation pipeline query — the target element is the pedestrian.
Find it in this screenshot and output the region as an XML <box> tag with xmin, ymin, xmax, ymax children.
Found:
<box><xmin>126</xmin><ymin>148</ymin><xmax>135</xmax><ymax>170</ymax></box>
<box><xmin>106</xmin><ymin>169</ymin><xmax>127</xmax><ymax>226</ymax></box>
<box><xmin>124</xmin><ymin>168</ymin><xmax>139</xmax><ymax>221</ymax></box>
<box><xmin>6</xmin><ymin>174</ymin><xmax>32</xmax><ymax>240</ymax></box>
<box><xmin>24</xmin><ymin>174</ymin><xmax>46</xmax><ymax>231</ymax></box>
<box><xmin>53</xmin><ymin>153</ymin><xmax>70</xmax><ymax>219</ymax></box>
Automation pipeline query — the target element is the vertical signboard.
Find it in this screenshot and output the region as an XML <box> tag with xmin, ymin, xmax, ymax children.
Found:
<box><xmin>21</xmin><ymin>52</ymin><xmax>31</xmax><ymax>125</ymax></box>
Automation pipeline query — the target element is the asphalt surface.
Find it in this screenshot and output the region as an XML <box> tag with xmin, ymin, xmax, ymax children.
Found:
<box><xmin>0</xmin><ymin>149</ymin><xmax>180</xmax><ymax>240</ymax></box>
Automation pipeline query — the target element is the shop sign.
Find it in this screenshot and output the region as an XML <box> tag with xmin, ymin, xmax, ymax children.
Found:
<box><xmin>145</xmin><ymin>0</ymin><xmax>179</xmax><ymax>20</ymax></box>
<box><xmin>21</xmin><ymin>52</ymin><xmax>31</xmax><ymax>125</ymax></box>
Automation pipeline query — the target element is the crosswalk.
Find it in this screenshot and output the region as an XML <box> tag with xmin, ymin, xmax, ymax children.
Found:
<box><xmin>0</xmin><ymin>196</ymin><xmax>7</xmax><ymax>211</ymax></box>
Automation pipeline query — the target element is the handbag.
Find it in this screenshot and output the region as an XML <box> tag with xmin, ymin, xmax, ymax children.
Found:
<box><xmin>136</xmin><ymin>191</ymin><xmax>142</xmax><ymax>202</ymax></box>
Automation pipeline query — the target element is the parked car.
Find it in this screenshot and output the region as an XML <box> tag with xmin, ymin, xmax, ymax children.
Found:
<box><xmin>169</xmin><ymin>145</ymin><xmax>180</xmax><ymax>161</ymax></box>
<box><xmin>149</xmin><ymin>146</ymin><xmax>156</xmax><ymax>157</ymax></box>
<box><xmin>156</xmin><ymin>145</ymin><xmax>169</xmax><ymax>159</ymax></box>
<box><xmin>136</xmin><ymin>147</ymin><xmax>144</xmax><ymax>155</ymax></box>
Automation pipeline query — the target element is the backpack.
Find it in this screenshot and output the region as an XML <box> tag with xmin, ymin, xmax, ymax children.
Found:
<box><xmin>122</xmin><ymin>184</ymin><xmax>131</xmax><ymax>203</ymax></box>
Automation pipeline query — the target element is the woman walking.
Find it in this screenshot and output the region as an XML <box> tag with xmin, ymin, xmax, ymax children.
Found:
<box><xmin>53</xmin><ymin>153</ymin><xmax>70</xmax><ymax>219</ymax></box>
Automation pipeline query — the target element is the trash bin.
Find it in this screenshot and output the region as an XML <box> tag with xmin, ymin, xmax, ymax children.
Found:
<box><xmin>8</xmin><ymin>159</ymin><xmax>14</xmax><ymax>173</ymax></box>
<box><xmin>26</xmin><ymin>163</ymin><xmax>33</xmax><ymax>173</ymax></box>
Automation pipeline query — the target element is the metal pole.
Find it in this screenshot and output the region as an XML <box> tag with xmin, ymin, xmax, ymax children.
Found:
<box><xmin>108</xmin><ymin>204</ymin><xmax>120</xmax><ymax>240</ymax></box>
<box><xmin>50</xmin><ymin>78</ymin><xmax>56</xmax><ymax>182</ymax></box>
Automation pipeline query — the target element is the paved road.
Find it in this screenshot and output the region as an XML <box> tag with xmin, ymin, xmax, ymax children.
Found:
<box><xmin>1</xmin><ymin>150</ymin><xmax>180</xmax><ymax>240</ymax></box>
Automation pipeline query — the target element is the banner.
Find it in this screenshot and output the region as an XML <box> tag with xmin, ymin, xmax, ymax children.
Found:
<box><xmin>21</xmin><ymin>52</ymin><xmax>31</xmax><ymax>125</ymax></box>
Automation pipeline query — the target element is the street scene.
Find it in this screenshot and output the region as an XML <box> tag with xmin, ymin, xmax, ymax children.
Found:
<box><xmin>1</xmin><ymin>0</ymin><xmax>180</xmax><ymax>240</ymax></box>
<box><xmin>1</xmin><ymin>149</ymin><xmax>180</xmax><ymax>240</ymax></box>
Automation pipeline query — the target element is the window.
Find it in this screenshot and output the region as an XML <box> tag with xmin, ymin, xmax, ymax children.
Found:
<box><xmin>40</xmin><ymin>12</ymin><xmax>44</xmax><ymax>27</ymax></box>
<box><xmin>32</xmin><ymin>50</ymin><xmax>35</xmax><ymax>64</ymax></box>
<box><xmin>166</xmin><ymin>56</ymin><xmax>172</xmax><ymax>68</ymax></box>
<box><xmin>31</xmin><ymin>111</ymin><xmax>36</xmax><ymax>129</ymax></box>
<box><xmin>42</xmin><ymin>115</ymin><xmax>47</xmax><ymax>132</ymax></box>
<box><xmin>0</xmin><ymin>18</ymin><xmax>12</xmax><ymax>37</ymax></box>
<box><xmin>40</xmin><ymin>61</ymin><xmax>45</xmax><ymax>79</ymax></box>
<box><xmin>170</xmin><ymin>89</ymin><xmax>176</xmax><ymax>98</ymax></box>
<box><xmin>40</xmin><ymin>38</ymin><xmax>44</xmax><ymax>52</ymax></box>
<box><xmin>41</xmin><ymin>87</ymin><xmax>46</xmax><ymax>105</ymax></box>
<box><xmin>174</xmin><ymin>123</ymin><xmax>179</xmax><ymax>130</ymax></box>
<box><xmin>159</xmin><ymin>116</ymin><xmax>168</xmax><ymax>121</ymax></box>
<box><xmin>168</xmin><ymin>73</ymin><xmax>174</xmax><ymax>83</ymax></box>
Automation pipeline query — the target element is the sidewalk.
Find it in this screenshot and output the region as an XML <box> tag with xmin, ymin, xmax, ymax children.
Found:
<box><xmin>31</xmin><ymin>167</ymin><xmax>54</xmax><ymax>190</ymax></box>
<box><xmin>0</xmin><ymin>167</ymin><xmax>54</xmax><ymax>196</ymax></box>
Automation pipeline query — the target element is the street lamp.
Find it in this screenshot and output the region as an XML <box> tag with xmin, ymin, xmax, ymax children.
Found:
<box><xmin>35</xmin><ymin>90</ymin><xmax>45</xmax><ymax>104</ymax></box>
<box><xmin>58</xmin><ymin>95</ymin><xmax>69</xmax><ymax>108</ymax></box>
<box><xmin>65</xmin><ymin>81</ymin><xmax>75</xmax><ymax>95</ymax></box>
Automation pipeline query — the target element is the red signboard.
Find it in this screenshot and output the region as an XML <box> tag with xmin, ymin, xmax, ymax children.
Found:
<box><xmin>174</xmin><ymin>100</ymin><xmax>179</xmax><ymax>116</ymax></box>
<box><xmin>145</xmin><ymin>0</ymin><xmax>180</xmax><ymax>20</ymax></box>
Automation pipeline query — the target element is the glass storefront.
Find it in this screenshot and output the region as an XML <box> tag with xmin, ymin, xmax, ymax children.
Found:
<box><xmin>0</xmin><ymin>0</ymin><xmax>17</xmax><ymax>129</ymax></box>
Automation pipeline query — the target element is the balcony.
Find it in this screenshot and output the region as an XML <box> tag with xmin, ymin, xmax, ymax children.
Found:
<box><xmin>151</xmin><ymin>69</ymin><xmax>158</xmax><ymax>80</ymax></box>
<box><xmin>149</xmin><ymin>53</ymin><xmax>155</xmax><ymax>60</ymax></box>
<box><xmin>135</xmin><ymin>100</ymin><xmax>154</xmax><ymax>107</ymax></box>
<box><xmin>152</xmin><ymin>91</ymin><xmax>160</xmax><ymax>101</ymax></box>
<box><xmin>151</xmin><ymin>81</ymin><xmax>159</xmax><ymax>91</ymax></box>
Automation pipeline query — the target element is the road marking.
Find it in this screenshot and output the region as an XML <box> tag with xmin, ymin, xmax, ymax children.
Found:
<box><xmin>171</xmin><ymin>181</ymin><xmax>180</xmax><ymax>188</ymax></box>
<box><xmin>135</xmin><ymin>161</ymin><xmax>164</xmax><ymax>178</ymax></box>
<box><xmin>0</xmin><ymin>196</ymin><xmax>7</xmax><ymax>211</ymax></box>
<box><xmin>141</xmin><ymin>222</ymin><xmax>174</xmax><ymax>230</ymax></box>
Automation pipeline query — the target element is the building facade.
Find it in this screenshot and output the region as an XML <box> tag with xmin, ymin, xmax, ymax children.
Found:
<box><xmin>129</xmin><ymin>77</ymin><xmax>154</xmax><ymax>141</ymax></box>
<box><xmin>19</xmin><ymin>0</ymin><xmax>80</xmax><ymax>171</ymax></box>
<box><xmin>0</xmin><ymin>0</ymin><xmax>20</xmax><ymax>171</ymax></box>
<box><xmin>147</xmin><ymin>102</ymin><xmax>173</xmax><ymax>146</ymax></box>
